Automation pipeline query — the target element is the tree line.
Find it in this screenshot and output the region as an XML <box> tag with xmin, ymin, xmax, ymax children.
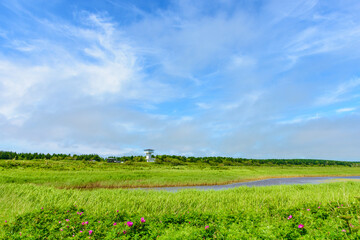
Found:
<box><xmin>0</xmin><ymin>151</ymin><xmax>102</xmax><ymax>161</ymax></box>
<box><xmin>0</xmin><ymin>151</ymin><xmax>359</xmax><ymax>166</ymax></box>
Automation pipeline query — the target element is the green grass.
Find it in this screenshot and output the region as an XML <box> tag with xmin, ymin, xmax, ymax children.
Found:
<box><xmin>1</xmin><ymin>160</ymin><xmax>360</xmax><ymax>188</ymax></box>
<box><xmin>1</xmin><ymin>182</ymin><xmax>360</xmax><ymax>239</ymax></box>
<box><xmin>1</xmin><ymin>160</ymin><xmax>360</xmax><ymax>238</ymax></box>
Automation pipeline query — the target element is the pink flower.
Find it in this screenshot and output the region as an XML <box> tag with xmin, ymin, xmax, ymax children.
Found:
<box><xmin>41</xmin><ymin>208</ymin><xmax>43</xmax><ymax>210</ymax></box>
<box><xmin>82</xmin><ymin>222</ymin><xmax>85</xmax><ymax>225</ymax></box>
<box><xmin>89</xmin><ymin>230</ymin><xmax>93</xmax><ymax>235</ymax></box>
<box><xmin>98</xmin><ymin>221</ymin><xmax>101</xmax><ymax>223</ymax></box>
<box><xmin>127</xmin><ymin>221</ymin><xmax>133</xmax><ymax>227</ymax></box>
<box><xmin>4</xmin><ymin>221</ymin><xmax>7</xmax><ymax>223</ymax></box>
<box><xmin>20</xmin><ymin>232</ymin><xmax>22</xmax><ymax>236</ymax></box>
<box><xmin>205</xmin><ymin>226</ymin><xmax>209</xmax><ymax>230</ymax></box>
<box><xmin>66</xmin><ymin>219</ymin><xmax>70</xmax><ymax>222</ymax></box>
<box><xmin>342</xmin><ymin>229</ymin><xmax>346</xmax><ymax>232</ymax></box>
<box><xmin>123</xmin><ymin>230</ymin><xmax>127</xmax><ymax>234</ymax></box>
<box><xmin>287</xmin><ymin>215</ymin><xmax>292</xmax><ymax>220</ymax></box>
<box><xmin>85</xmin><ymin>221</ymin><xmax>89</xmax><ymax>225</ymax></box>
<box><xmin>59</xmin><ymin>221</ymin><xmax>61</xmax><ymax>223</ymax></box>
<box><xmin>113</xmin><ymin>222</ymin><xmax>117</xmax><ymax>226</ymax></box>
<box><xmin>141</xmin><ymin>217</ymin><xmax>146</xmax><ymax>223</ymax></box>
<box><xmin>306</xmin><ymin>209</ymin><xmax>310</xmax><ymax>211</ymax></box>
<box><xmin>117</xmin><ymin>210</ymin><xmax>119</xmax><ymax>213</ymax></box>
<box><xmin>80</xmin><ymin>231</ymin><xmax>83</xmax><ymax>233</ymax></box>
<box><xmin>60</xmin><ymin>229</ymin><xmax>63</xmax><ymax>231</ymax></box>
<box><xmin>318</xmin><ymin>206</ymin><xmax>320</xmax><ymax>209</ymax></box>
<box><xmin>298</xmin><ymin>224</ymin><xmax>304</xmax><ymax>229</ymax></box>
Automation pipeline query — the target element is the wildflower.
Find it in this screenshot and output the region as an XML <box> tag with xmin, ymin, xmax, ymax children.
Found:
<box><xmin>287</xmin><ymin>215</ymin><xmax>292</xmax><ymax>220</ymax></box>
<box><xmin>205</xmin><ymin>226</ymin><xmax>209</xmax><ymax>230</ymax></box>
<box><xmin>342</xmin><ymin>229</ymin><xmax>346</xmax><ymax>232</ymax></box>
<box><xmin>20</xmin><ymin>232</ymin><xmax>22</xmax><ymax>236</ymax></box>
<box><xmin>89</xmin><ymin>230</ymin><xmax>93</xmax><ymax>235</ymax></box>
<box><xmin>306</xmin><ymin>209</ymin><xmax>310</xmax><ymax>211</ymax></box>
<box><xmin>318</xmin><ymin>206</ymin><xmax>320</xmax><ymax>209</ymax></box>
<box><xmin>4</xmin><ymin>221</ymin><xmax>7</xmax><ymax>223</ymax></box>
<box><xmin>98</xmin><ymin>221</ymin><xmax>101</xmax><ymax>223</ymax></box>
<box><xmin>298</xmin><ymin>224</ymin><xmax>304</xmax><ymax>229</ymax></box>
<box><xmin>59</xmin><ymin>221</ymin><xmax>61</xmax><ymax>223</ymax></box>
<box><xmin>127</xmin><ymin>221</ymin><xmax>133</xmax><ymax>227</ymax></box>
<box><xmin>117</xmin><ymin>210</ymin><xmax>119</xmax><ymax>213</ymax></box>
<box><xmin>123</xmin><ymin>230</ymin><xmax>127</xmax><ymax>234</ymax></box>
<box><xmin>60</xmin><ymin>229</ymin><xmax>63</xmax><ymax>231</ymax></box>
<box><xmin>141</xmin><ymin>217</ymin><xmax>146</xmax><ymax>223</ymax></box>
<box><xmin>73</xmin><ymin>235</ymin><xmax>75</xmax><ymax>237</ymax></box>
<box><xmin>41</xmin><ymin>208</ymin><xmax>43</xmax><ymax>210</ymax></box>
<box><xmin>113</xmin><ymin>222</ymin><xmax>117</xmax><ymax>226</ymax></box>
<box><xmin>85</xmin><ymin>221</ymin><xmax>89</xmax><ymax>225</ymax></box>
<box><xmin>82</xmin><ymin>222</ymin><xmax>85</xmax><ymax>225</ymax></box>
<box><xmin>66</xmin><ymin>219</ymin><xmax>70</xmax><ymax>222</ymax></box>
<box><xmin>80</xmin><ymin>231</ymin><xmax>83</xmax><ymax>233</ymax></box>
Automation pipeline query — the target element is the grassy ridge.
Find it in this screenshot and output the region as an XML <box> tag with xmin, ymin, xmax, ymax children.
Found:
<box><xmin>1</xmin><ymin>182</ymin><xmax>360</xmax><ymax>238</ymax></box>
<box><xmin>1</xmin><ymin>160</ymin><xmax>360</xmax><ymax>188</ymax></box>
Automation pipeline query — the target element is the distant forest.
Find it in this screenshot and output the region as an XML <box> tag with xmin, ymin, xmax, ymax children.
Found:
<box><xmin>1</xmin><ymin>151</ymin><xmax>359</xmax><ymax>167</ymax></box>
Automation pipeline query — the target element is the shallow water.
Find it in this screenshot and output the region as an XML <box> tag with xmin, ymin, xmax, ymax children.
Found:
<box><xmin>134</xmin><ymin>176</ymin><xmax>360</xmax><ymax>192</ymax></box>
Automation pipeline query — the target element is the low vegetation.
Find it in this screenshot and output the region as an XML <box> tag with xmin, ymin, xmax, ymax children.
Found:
<box><xmin>1</xmin><ymin>151</ymin><xmax>360</xmax><ymax>238</ymax></box>
<box><xmin>1</xmin><ymin>182</ymin><xmax>360</xmax><ymax>239</ymax></box>
<box><xmin>1</xmin><ymin>159</ymin><xmax>360</xmax><ymax>189</ymax></box>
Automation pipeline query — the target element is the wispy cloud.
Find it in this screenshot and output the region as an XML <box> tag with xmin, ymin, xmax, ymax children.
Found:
<box><xmin>316</xmin><ymin>78</ymin><xmax>360</xmax><ymax>106</ymax></box>
<box><xmin>336</xmin><ymin>107</ymin><xmax>356</xmax><ymax>113</ymax></box>
<box><xmin>278</xmin><ymin>114</ymin><xmax>321</xmax><ymax>125</ymax></box>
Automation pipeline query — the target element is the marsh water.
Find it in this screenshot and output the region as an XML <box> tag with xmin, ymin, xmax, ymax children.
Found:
<box><xmin>135</xmin><ymin>176</ymin><xmax>360</xmax><ymax>191</ymax></box>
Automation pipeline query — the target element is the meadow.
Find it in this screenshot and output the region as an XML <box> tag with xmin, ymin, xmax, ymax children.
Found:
<box><xmin>1</xmin><ymin>159</ymin><xmax>360</xmax><ymax>188</ymax></box>
<box><xmin>1</xmin><ymin>159</ymin><xmax>360</xmax><ymax>239</ymax></box>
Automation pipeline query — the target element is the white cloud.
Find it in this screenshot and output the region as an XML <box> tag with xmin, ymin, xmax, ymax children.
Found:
<box><xmin>278</xmin><ymin>114</ymin><xmax>321</xmax><ymax>125</ymax></box>
<box><xmin>336</xmin><ymin>107</ymin><xmax>356</xmax><ymax>113</ymax></box>
<box><xmin>316</xmin><ymin>78</ymin><xmax>360</xmax><ymax>106</ymax></box>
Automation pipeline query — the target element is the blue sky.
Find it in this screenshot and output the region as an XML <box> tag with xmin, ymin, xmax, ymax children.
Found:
<box><xmin>0</xmin><ymin>0</ymin><xmax>360</xmax><ymax>160</ymax></box>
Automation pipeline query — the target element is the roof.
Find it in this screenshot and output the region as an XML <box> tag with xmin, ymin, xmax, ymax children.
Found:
<box><xmin>144</xmin><ymin>149</ymin><xmax>154</xmax><ymax>152</ymax></box>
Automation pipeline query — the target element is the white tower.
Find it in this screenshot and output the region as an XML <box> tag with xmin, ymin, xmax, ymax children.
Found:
<box><xmin>144</xmin><ymin>149</ymin><xmax>155</xmax><ymax>162</ymax></box>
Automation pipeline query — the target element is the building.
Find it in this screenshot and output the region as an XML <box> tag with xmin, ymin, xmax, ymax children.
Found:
<box><xmin>144</xmin><ymin>149</ymin><xmax>155</xmax><ymax>162</ymax></box>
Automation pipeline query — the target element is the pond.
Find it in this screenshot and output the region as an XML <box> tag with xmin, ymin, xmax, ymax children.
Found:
<box><xmin>134</xmin><ymin>176</ymin><xmax>360</xmax><ymax>191</ymax></box>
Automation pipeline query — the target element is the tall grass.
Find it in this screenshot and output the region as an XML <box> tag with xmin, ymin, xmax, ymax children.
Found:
<box><xmin>1</xmin><ymin>161</ymin><xmax>360</xmax><ymax>238</ymax></box>
<box><xmin>1</xmin><ymin>182</ymin><xmax>360</xmax><ymax>238</ymax></box>
<box><xmin>1</xmin><ymin>160</ymin><xmax>359</xmax><ymax>188</ymax></box>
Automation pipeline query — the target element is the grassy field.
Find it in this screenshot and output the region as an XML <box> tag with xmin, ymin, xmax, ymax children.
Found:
<box><xmin>1</xmin><ymin>160</ymin><xmax>360</xmax><ymax>239</ymax></box>
<box><xmin>1</xmin><ymin>159</ymin><xmax>360</xmax><ymax>188</ymax></box>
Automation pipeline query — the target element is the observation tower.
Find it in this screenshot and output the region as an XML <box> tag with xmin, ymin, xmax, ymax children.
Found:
<box><xmin>144</xmin><ymin>149</ymin><xmax>155</xmax><ymax>162</ymax></box>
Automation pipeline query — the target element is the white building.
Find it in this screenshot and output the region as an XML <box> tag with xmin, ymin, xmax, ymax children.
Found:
<box><xmin>144</xmin><ymin>149</ymin><xmax>155</xmax><ymax>162</ymax></box>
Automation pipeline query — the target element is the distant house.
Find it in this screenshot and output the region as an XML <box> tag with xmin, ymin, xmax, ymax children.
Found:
<box><xmin>107</xmin><ymin>157</ymin><xmax>123</xmax><ymax>163</ymax></box>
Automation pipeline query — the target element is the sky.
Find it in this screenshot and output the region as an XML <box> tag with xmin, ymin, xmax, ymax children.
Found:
<box><xmin>0</xmin><ymin>0</ymin><xmax>360</xmax><ymax>160</ymax></box>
